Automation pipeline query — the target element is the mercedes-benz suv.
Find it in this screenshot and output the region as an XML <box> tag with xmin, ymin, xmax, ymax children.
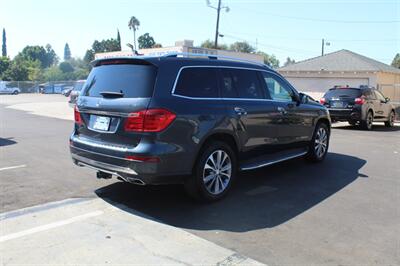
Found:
<box><xmin>70</xmin><ymin>54</ymin><xmax>331</xmax><ymax>201</ymax></box>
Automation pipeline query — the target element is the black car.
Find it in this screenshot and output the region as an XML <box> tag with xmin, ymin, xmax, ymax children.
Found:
<box><xmin>320</xmin><ymin>86</ymin><xmax>396</xmax><ymax>130</ymax></box>
<box><xmin>70</xmin><ymin>54</ymin><xmax>331</xmax><ymax>201</ymax></box>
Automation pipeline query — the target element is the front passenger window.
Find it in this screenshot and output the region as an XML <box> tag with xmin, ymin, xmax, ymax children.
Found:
<box><xmin>262</xmin><ymin>73</ymin><xmax>293</xmax><ymax>101</ymax></box>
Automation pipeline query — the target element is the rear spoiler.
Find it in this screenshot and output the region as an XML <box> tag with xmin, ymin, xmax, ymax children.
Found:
<box><xmin>91</xmin><ymin>57</ymin><xmax>157</xmax><ymax>67</ymax></box>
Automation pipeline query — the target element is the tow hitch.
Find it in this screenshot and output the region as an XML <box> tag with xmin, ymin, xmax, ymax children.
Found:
<box><xmin>96</xmin><ymin>171</ymin><xmax>112</xmax><ymax>179</ymax></box>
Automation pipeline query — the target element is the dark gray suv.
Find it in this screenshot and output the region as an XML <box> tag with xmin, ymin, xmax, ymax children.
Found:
<box><xmin>70</xmin><ymin>54</ymin><xmax>331</xmax><ymax>201</ymax></box>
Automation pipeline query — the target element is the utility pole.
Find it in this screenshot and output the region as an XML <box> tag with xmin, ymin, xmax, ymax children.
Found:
<box><xmin>206</xmin><ymin>0</ymin><xmax>229</xmax><ymax>49</ymax></box>
<box><xmin>321</xmin><ymin>38</ymin><xmax>330</xmax><ymax>56</ymax></box>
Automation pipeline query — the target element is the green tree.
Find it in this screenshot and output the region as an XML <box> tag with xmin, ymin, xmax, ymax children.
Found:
<box><xmin>43</xmin><ymin>66</ymin><xmax>64</xmax><ymax>81</ymax></box>
<box><xmin>128</xmin><ymin>16</ymin><xmax>140</xmax><ymax>51</ymax></box>
<box><xmin>2</xmin><ymin>28</ymin><xmax>6</xmax><ymax>57</ymax></box>
<box><xmin>83</xmin><ymin>38</ymin><xmax>120</xmax><ymax>67</ymax></box>
<box><xmin>138</xmin><ymin>33</ymin><xmax>155</xmax><ymax>49</ymax></box>
<box><xmin>200</xmin><ymin>39</ymin><xmax>228</xmax><ymax>50</ymax></box>
<box><xmin>15</xmin><ymin>45</ymin><xmax>58</xmax><ymax>68</ymax></box>
<box><xmin>117</xmin><ymin>29</ymin><xmax>121</xmax><ymax>50</ymax></box>
<box><xmin>391</xmin><ymin>53</ymin><xmax>400</xmax><ymax>69</ymax></box>
<box><xmin>229</xmin><ymin>41</ymin><xmax>255</xmax><ymax>53</ymax></box>
<box><xmin>83</xmin><ymin>49</ymin><xmax>94</xmax><ymax>65</ymax></box>
<box><xmin>283</xmin><ymin>57</ymin><xmax>295</xmax><ymax>67</ymax></box>
<box><xmin>2</xmin><ymin>60</ymin><xmax>29</xmax><ymax>80</ymax></box>
<box><xmin>0</xmin><ymin>56</ymin><xmax>10</xmax><ymax>78</ymax></box>
<box><xmin>256</xmin><ymin>51</ymin><xmax>279</xmax><ymax>68</ymax></box>
<box><xmin>59</xmin><ymin>61</ymin><xmax>74</xmax><ymax>73</ymax></box>
<box><xmin>64</xmin><ymin>43</ymin><xmax>71</xmax><ymax>61</ymax></box>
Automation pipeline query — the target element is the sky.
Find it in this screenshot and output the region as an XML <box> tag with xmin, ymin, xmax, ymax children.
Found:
<box><xmin>1</xmin><ymin>0</ymin><xmax>399</xmax><ymax>66</ymax></box>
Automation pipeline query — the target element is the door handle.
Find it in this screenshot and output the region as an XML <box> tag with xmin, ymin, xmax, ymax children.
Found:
<box><xmin>277</xmin><ymin>106</ymin><xmax>287</xmax><ymax>115</ymax></box>
<box><xmin>234</xmin><ymin>107</ymin><xmax>247</xmax><ymax>116</ymax></box>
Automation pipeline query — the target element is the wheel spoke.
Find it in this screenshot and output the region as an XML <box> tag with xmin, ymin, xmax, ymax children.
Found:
<box><xmin>220</xmin><ymin>163</ymin><xmax>231</xmax><ymax>172</ymax></box>
<box><xmin>214</xmin><ymin>175</ymin><xmax>220</xmax><ymax>193</ymax></box>
<box><xmin>203</xmin><ymin>173</ymin><xmax>215</xmax><ymax>183</ymax></box>
<box><xmin>203</xmin><ymin>149</ymin><xmax>232</xmax><ymax>195</ymax></box>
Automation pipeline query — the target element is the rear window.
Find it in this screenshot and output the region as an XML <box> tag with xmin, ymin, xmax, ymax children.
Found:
<box><xmin>220</xmin><ymin>68</ymin><xmax>264</xmax><ymax>99</ymax></box>
<box><xmin>82</xmin><ymin>64</ymin><xmax>157</xmax><ymax>98</ymax></box>
<box><xmin>324</xmin><ymin>88</ymin><xmax>361</xmax><ymax>98</ymax></box>
<box><xmin>174</xmin><ymin>68</ymin><xmax>218</xmax><ymax>98</ymax></box>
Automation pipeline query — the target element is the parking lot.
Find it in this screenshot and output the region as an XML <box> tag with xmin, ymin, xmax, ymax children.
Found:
<box><xmin>1</xmin><ymin>94</ymin><xmax>399</xmax><ymax>265</ymax></box>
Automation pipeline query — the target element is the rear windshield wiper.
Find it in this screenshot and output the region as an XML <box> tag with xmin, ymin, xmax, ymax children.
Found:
<box><xmin>100</xmin><ymin>91</ymin><xmax>124</xmax><ymax>98</ymax></box>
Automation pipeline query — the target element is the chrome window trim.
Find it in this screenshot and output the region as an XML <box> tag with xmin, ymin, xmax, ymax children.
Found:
<box><xmin>170</xmin><ymin>65</ymin><xmax>297</xmax><ymax>103</ymax></box>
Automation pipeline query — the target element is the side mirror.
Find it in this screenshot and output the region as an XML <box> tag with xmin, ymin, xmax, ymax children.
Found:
<box><xmin>293</xmin><ymin>93</ymin><xmax>302</xmax><ymax>104</ymax></box>
<box><xmin>298</xmin><ymin>92</ymin><xmax>308</xmax><ymax>104</ymax></box>
<box><xmin>385</xmin><ymin>97</ymin><xmax>390</xmax><ymax>102</ymax></box>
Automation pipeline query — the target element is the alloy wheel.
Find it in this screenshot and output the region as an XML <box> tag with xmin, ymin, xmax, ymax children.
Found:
<box><xmin>367</xmin><ymin>112</ymin><xmax>373</xmax><ymax>129</ymax></box>
<box><xmin>203</xmin><ymin>150</ymin><xmax>232</xmax><ymax>195</ymax></box>
<box><xmin>314</xmin><ymin>127</ymin><xmax>328</xmax><ymax>158</ymax></box>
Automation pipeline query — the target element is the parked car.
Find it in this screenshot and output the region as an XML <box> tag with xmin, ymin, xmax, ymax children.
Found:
<box><xmin>68</xmin><ymin>80</ymin><xmax>86</xmax><ymax>105</ymax></box>
<box><xmin>0</xmin><ymin>82</ymin><xmax>20</xmax><ymax>95</ymax></box>
<box><xmin>62</xmin><ymin>86</ymin><xmax>74</xmax><ymax>97</ymax></box>
<box><xmin>320</xmin><ymin>86</ymin><xmax>396</xmax><ymax>130</ymax></box>
<box><xmin>70</xmin><ymin>54</ymin><xmax>331</xmax><ymax>201</ymax></box>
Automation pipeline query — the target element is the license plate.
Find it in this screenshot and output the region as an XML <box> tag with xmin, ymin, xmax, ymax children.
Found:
<box><xmin>331</xmin><ymin>101</ymin><xmax>344</xmax><ymax>108</ymax></box>
<box><xmin>92</xmin><ymin>116</ymin><xmax>111</xmax><ymax>131</ymax></box>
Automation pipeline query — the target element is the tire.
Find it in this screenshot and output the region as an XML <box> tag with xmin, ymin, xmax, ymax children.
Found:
<box><xmin>306</xmin><ymin>122</ymin><xmax>330</xmax><ymax>162</ymax></box>
<box><xmin>184</xmin><ymin>141</ymin><xmax>237</xmax><ymax>202</ymax></box>
<box><xmin>361</xmin><ymin>111</ymin><xmax>373</xmax><ymax>130</ymax></box>
<box><xmin>384</xmin><ymin>111</ymin><xmax>395</xmax><ymax>127</ymax></box>
<box><xmin>12</xmin><ymin>90</ymin><xmax>19</xmax><ymax>95</ymax></box>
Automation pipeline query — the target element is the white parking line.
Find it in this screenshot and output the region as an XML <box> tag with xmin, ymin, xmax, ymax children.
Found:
<box><xmin>0</xmin><ymin>210</ymin><xmax>103</xmax><ymax>243</ymax></box>
<box><xmin>0</xmin><ymin>165</ymin><xmax>26</xmax><ymax>171</ymax></box>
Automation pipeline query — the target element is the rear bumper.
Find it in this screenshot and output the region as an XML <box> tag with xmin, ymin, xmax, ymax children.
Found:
<box><xmin>70</xmin><ymin>134</ymin><xmax>189</xmax><ymax>185</ymax></box>
<box><xmin>328</xmin><ymin>108</ymin><xmax>361</xmax><ymax>121</ymax></box>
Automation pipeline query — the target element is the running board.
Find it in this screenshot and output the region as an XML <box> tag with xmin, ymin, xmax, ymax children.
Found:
<box><xmin>240</xmin><ymin>148</ymin><xmax>308</xmax><ymax>171</ymax></box>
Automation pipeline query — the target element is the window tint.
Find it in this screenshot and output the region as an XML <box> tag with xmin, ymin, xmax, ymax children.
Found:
<box><xmin>220</xmin><ymin>69</ymin><xmax>263</xmax><ymax>99</ymax></box>
<box><xmin>220</xmin><ymin>69</ymin><xmax>238</xmax><ymax>98</ymax></box>
<box><xmin>323</xmin><ymin>88</ymin><xmax>361</xmax><ymax>98</ymax></box>
<box><xmin>175</xmin><ymin>68</ymin><xmax>218</xmax><ymax>98</ymax></box>
<box><xmin>262</xmin><ymin>73</ymin><xmax>293</xmax><ymax>101</ymax></box>
<box><xmin>83</xmin><ymin>64</ymin><xmax>157</xmax><ymax>98</ymax></box>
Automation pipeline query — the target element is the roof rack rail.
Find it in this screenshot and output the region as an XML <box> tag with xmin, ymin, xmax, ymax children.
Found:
<box><xmin>163</xmin><ymin>52</ymin><xmax>269</xmax><ymax>68</ymax></box>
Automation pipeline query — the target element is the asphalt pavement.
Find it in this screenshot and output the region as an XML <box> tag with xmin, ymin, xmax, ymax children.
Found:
<box><xmin>1</xmin><ymin>95</ymin><xmax>399</xmax><ymax>265</ymax></box>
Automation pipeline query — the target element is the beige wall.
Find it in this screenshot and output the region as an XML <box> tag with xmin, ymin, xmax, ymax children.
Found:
<box><xmin>376</xmin><ymin>72</ymin><xmax>400</xmax><ymax>102</ymax></box>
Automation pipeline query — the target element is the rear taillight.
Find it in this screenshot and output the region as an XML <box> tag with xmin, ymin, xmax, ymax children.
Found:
<box><xmin>74</xmin><ymin>105</ymin><xmax>83</xmax><ymax>125</ymax></box>
<box><xmin>354</xmin><ymin>97</ymin><xmax>366</xmax><ymax>105</ymax></box>
<box><xmin>320</xmin><ymin>98</ymin><xmax>326</xmax><ymax>104</ymax></box>
<box><xmin>124</xmin><ymin>108</ymin><xmax>176</xmax><ymax>132</ymax></box>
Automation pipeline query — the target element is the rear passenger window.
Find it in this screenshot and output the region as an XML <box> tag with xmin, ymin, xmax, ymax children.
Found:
<box><xmin>175</xmin><ymin>68</ymin><xmax>218</xmax><ymax>98</ymax></box>
<box><xmin>220</xmin><ymin>69</ymin><xmax>264</xmax><ymax>99</ymax></box>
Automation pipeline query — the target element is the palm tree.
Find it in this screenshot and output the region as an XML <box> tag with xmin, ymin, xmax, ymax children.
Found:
<box><xmin>128</xmin><ymin>16</ymin><xmax>140</xmax><ymax>51</ymax></box>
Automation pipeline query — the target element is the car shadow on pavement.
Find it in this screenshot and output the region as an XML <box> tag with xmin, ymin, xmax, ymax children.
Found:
<box><xmin>0</xmin><ymin>137</ymin><xmax>17</xmax><ymax>147</ymax></box>
<box><xmin>95</xmin><ymin>152</ymin><xmax>366</xmax><ymax>232</ymax></box>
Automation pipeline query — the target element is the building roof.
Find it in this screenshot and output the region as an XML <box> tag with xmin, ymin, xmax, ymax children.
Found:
<box><xmin>279</xmin><ymin>49</ymin><xmax>400</xmax><ymax>74</ymax></box>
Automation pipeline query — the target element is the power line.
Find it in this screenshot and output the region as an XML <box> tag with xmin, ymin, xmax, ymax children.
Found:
<box><xmin>241</xmin><ymin>7</ymin><xmax>400</xmax><ymax>24</ymax></box>
<box><xmin>222</xmin><ymin>34</ymin><xmax>316</xmax><ymax>55</ymax></box>
<box><xmin>224</xmin><ymin>31</ymin><xmax>399</xmax><ymax>42</ymax></box>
